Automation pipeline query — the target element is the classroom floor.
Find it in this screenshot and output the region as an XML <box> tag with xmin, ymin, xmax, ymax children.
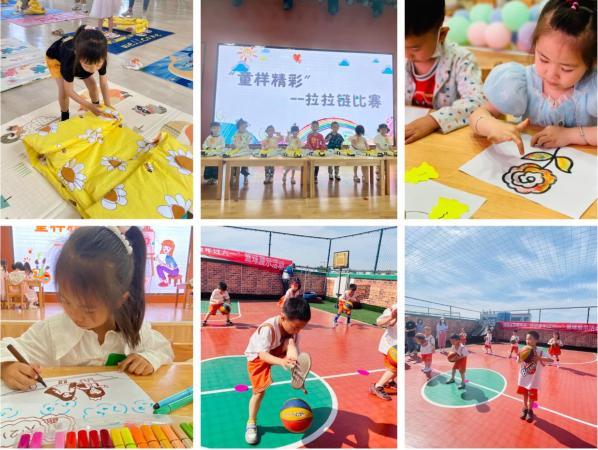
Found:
<box><xmin>201</xmin><ymin>300</ymin><xmax>397</xmax><ymax>448</ymax></box>
<box><xmin>1</xmin><ymin>0</ymin><xmax>192</xmax><ymax>122</ymax></box>
<box><xmin>201</xmin><ymin>166</ymin><xmax>397</xmax><ymax>219</ymax></box>
<box><xmin>405</xmin><ymin>343</ymin><xmax>597</xmax><ymax>448</ymax></box>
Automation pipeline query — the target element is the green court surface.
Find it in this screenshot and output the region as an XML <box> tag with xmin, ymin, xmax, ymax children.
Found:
<box><xmin>309</xmin><ymin>298</ymin><xmax>381</xmax><ymax>325</ymax></box>
<box><xmin>422</xmin><ymin>368</ymin><xmax>506</xmax><ymax>408</ymax></box>
<box><xmin>200</xmin><ymin>300</ymin><xmax>240</xmax><ymax>314</ymax></box>
<box><xmin>201</xmin><ymin>356</ymin><xmax>336</xmax><ymax>448</ymax></box>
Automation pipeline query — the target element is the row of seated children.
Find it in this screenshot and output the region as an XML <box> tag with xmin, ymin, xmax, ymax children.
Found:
<box><xmin>202</xmin><ymin>120</ymin><xmax>393</xmax><ymax>186</ymax></box>
<box><xmin>0</xmin><ymin>260</ymin><xmax>39</xmax><ymax>309</ymax></box>
<box><xmin>405</xmin><ymin>0</ymin><xmax>596</xmax><ymax>153</ymax></box>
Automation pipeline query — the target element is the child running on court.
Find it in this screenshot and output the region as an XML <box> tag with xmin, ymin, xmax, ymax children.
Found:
<box><xmin>202</xmin><ymin>282</ymin><xmax>232</xmax><ymax>327</ymax></box>
<box><xmin>509</xmin><ymin>330</ymin><xmax>520</xmax><ymax>359</ymax></box>
<box><xmin>370</xmin><ymin>303</ymin><xmax>397</xmax><ymax>400</ymax></box>
<box><xmin>278</xmin><ymin>278</ymin><xmax>302</xmax><ymax>309</ymax></box>
<box><xmin>420</xmin><ymin>326</ymin><xmax>435</xmax><ymax>373</ymax></box>
<box><xmin>517</xmin><ymin>331</ymin><xmax>553</xmax><ymax>422</ymax></box>
<box><xmin>445</xmin><ymin>334</ymin><xmax>468</xmax><ymax>390</ymax></box>
<box><xmin>333</xmin><ymin>283</ymin><xmax>358</xmax><ymax>327</ymax></box>
<box><xmin>244</xmin><ymin>297</ymin><xmax>311</xmax><ymax>445</ymax></box>
<box><xmin>548</xmin><ymin>332</ymin><xmax>563</xmax><ymax>367</ymax></box>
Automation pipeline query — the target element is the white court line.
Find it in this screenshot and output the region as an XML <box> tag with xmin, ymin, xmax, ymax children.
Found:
<box><xmin>201</xmin><ymin>368</ymin><xmax>386</xmax><ymax>395</ymax></box>
<box><xmin>411</xmin><ymin>359</ymin><xmax>597</xmax><ymax>429</ymax></box>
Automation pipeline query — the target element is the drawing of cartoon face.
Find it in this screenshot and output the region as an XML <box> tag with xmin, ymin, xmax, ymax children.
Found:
<box><xmin>132</xmin><ymin>400</ymin><xmax>154</xmax><ymax>414</ymax></box>
<box><xmin>0</xmin><ymin>407</ymin><xmax>19</xmax><ymax>420</ymax></box>
<box><xmin>82</xmin><ymin>402</ymin><xmax>128</xmax><ymax>419</ymax></box>
<box><xmin>40</xmin><ymin>400</ymin><xmax>76</xmax><ymax>416</ymax></box>
<box><xmin>44</xmin><ymin>382</ymin><xmax>77</xmax><ymax>402</ymax></box>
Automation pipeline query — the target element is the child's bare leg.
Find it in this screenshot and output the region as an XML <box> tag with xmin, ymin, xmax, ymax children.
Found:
<box><xmin>248</xmin><ymin>391</ymin><xmax>264</xmax><ymax>423</ymax></box>
<box><xmin>374</xmin><ymin>369</ymin><xmax>395</xmax><ymax>389</ymax></box>
<box><xmin>56</xmin><ymin>79</ymin><xmax>70</xmax><ymax>120</ymax></box>
<box><xmin>108</xmin><ymin>17</ymin><xmax>114</xmax><ymax>34</ymax></box>
<box><xmin>522</xmin><ymin>391</ymin><xmax>529</xmax><ymax>409</ymax></box>
<box><xmin>97</xmin><ymin>18</ymin><xmax>103</xmax><ymax>30</ymax></box>
<box><xmin>202</xmin><ymin>313</ymin><xmax>211</xmax><ymax>324</ymax></box>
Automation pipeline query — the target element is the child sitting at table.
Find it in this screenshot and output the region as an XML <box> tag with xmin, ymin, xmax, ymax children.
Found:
<box><xmin>350</xmin><ymin>125</ymin><xmax>368</xmax><ymax>183</ymax></box>
<box><xmin>470</xmin><ymin>0</ymin><xmax>596</xmax><ymax>154</ymax></box>
<box><xmin>283</xmin><ymin>125</ymin><xmax>302</xmax><ymax>185</ymax></box>
<box><xmin>261</xmin><ymin>125</ymin><xmax>283</xmax><ymax>185</ymax></box>
<box><xmin>232</xmin><ymin>118</ymin><xmax>252</xmax><ymax>184</ymax></box>
<box><xmin>202</xmin><ymin>121</ymin><xmax>225</xmax><ymax>185</ymax></box>
<box><xmin>0</xmin><ymin>227</ymin><xmax>174</xmax><ymax>391</ymax></box>
<box><xmin>405</xmin><ymin>0</ymin><xmax>484</xmax><ymax>144</ymax></box>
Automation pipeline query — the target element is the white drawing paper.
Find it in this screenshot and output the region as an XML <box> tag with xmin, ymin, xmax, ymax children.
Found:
<box><xmin>405</xmin><ymin>106</ymin><xmax>431</xmax><ymax>125</ymax></box>
<box><xmin>0</xmin><ymin>371</ymin><xmax>154</xmax><ymax>447</ymax></box>
<box><xmin>460</xmin><ymin>135</ymin><xmax>597</xmax><ymax>218</ymax></box>
<box><xmin>405</xmin><ymin>180</ymin><xmax>486</xmax><ymax>219</ymax></box>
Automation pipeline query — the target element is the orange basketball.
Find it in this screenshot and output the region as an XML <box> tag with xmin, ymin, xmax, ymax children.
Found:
<box><xmin>415</xmin><ymin>333</ymin><xmax>426</xmax><ymax>345</ymax></box>
<box><xmin>447</xmin><ymin>352</ymin><xmax>459</xmax><ymax>363</ymax></box>
<box><xmin>519</xmin><ymin>345</ymin><xmax>534</xmax><ymax>363</ymax></box>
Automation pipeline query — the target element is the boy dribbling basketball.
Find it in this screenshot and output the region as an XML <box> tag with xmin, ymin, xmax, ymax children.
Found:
<box><xmin>333</xmin><ymin>283</ymin><xmax>358</xmax><ymax>327</ymax></box>
<box><xmin>244</xmin><ymin>297</ymin><xmax>311</xmax><ymax>445</ymax></box>
<box><xmin>446</xmin><ymin>334</ymin><xmax>468</xmax><ymax>390</ymax></box>
<box><xmin>509</xmin><ymin>330</ymin><xmax>519</xmax><ymax>359</ymax></box>
<box><xmin>202</xmin><ymin>281</ymin><xmax>233</xmax><ymax>327</ymax></box>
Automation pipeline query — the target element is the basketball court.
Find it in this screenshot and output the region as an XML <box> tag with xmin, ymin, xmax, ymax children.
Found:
<box><xmin>201</xmin><ymin>300</ymin><xmax>397</xmax><ymax>448</ymax></box>
<box><xmin>406</xmin><ymin>342</ymin><xmax>597</xmax><ymax>447</ymax></box>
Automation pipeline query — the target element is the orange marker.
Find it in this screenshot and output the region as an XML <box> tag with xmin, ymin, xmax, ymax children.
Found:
<box><xmin>127</xmin><ymin>426</ymin><xmax>147</xmax><ymax>448</ymax></box>
<box><xmin>150</xmin><ymin>425</ymin><xmax>172</xmax><ymax>448</ymax></box>
<box><xmin>139</xmin><ymin>426</ymin><xmax>159</xmax><ymax>449</ymax></box>
<box><xmin>170</xmin><ymin>424</ymin><xmax>192</xmax><ymax>448</ymax></box>
<box><xmin>160</xmin><ymin>425</ymin><xmax>183</xmax><ymax>448</ymax></box>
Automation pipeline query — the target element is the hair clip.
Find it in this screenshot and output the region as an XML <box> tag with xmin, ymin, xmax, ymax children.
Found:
<box><xmin>106</xmin><ymin>226</ymin><xmax>133</xmax><ymax>255</ymax></box>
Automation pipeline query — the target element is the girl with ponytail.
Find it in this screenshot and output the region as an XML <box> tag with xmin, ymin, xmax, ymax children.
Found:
<box><xmin>471</xmin><ymin>0</ymin><xmax>596</xmax><ymax>153</ymax></box>
<box><xmin>0</xmin><ymin>226</ymin><xmax>173</xmax><ymax>391</ymax></box>
<box><xmin>45</xmin><ymin>25</ymin><xmax>111</xmax><ymax>122</ymax></box>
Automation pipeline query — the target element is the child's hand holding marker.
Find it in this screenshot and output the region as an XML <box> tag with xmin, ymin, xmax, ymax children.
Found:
<box><xmin>117</xmin><ymin>353</ymin><xmax>154</xmax><ymax>375</ymax></box>
<box><xmin>1</xmin><ymin>361</ymin><xmax>43</xmax><ymax>391</ymax></box>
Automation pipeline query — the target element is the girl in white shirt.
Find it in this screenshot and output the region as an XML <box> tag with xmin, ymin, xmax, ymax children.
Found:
<box><xmin>1</xmin><ymin>226</ymin><xmax>173</xmax><ymax>391</ymax></box>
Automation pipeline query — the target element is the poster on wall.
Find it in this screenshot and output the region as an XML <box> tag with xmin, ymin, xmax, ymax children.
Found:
<box><xmin>214</xmin><ymin>44</ymin><xmax>394</xmax><ymax>144</ymax></box>
<box><xmin>11</xmin><ymin>226</ymin><xmax>191</xmax><ymax>294</ymax></box>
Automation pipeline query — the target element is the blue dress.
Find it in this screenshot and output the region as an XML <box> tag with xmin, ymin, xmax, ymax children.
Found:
<box><xmin>483</xmin><ymin>62</ymin><xmax>597</xmax><ymax>127</ymax></box>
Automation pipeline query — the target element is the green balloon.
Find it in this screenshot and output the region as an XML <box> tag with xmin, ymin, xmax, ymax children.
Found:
<box><xmin>447</xmin><ymin>16</ymin><xmax>470</xmax><ymax>45</ymax></box>
<box><xmin>502</xmin><ymin>1</ymin><xmax>530</xmax><ymax>31</ymax></box>
<box><xmin>470</xmin><ymin>3</ymin><xmax>493</xmax><ymax>23</ymax></box>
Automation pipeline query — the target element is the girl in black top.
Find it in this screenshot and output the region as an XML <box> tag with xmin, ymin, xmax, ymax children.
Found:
<box><xmin>45</xmin><ymin>25</ymin><xmax>111</xmax><ymax>121</ymax></box>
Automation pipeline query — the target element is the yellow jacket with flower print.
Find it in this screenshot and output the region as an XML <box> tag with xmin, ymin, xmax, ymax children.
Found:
<box><xmin>23</xmin><ymin>109</ymin><xmax>192</xmax><ymax>219</ymax></box>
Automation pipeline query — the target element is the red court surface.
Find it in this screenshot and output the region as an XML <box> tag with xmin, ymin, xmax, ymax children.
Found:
<box><xmin>406</xmin><ymin>343</ymin><xmax>597</xmax><ymax>448</ymax></box>
<box><xmin>201</xmin><ymin>300</ymin><xmax>397</xmax><ymax>448</ymax></box>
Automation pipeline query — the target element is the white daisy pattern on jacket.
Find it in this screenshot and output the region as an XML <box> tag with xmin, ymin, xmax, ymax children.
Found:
<box><xmin>101</xmin><ymin>184</ymin><xmax>127</xmax><ymax>210</ymax></box>
<box><xmin>136</xmin><ymin>139</ymin><xmax>157</xmax><ymax>155</ymax></box>
<box><xmin>157</xmin><ymin>194</ymin><xmax>192</xmax><ymax>219</ymax></box>
<box><xmin>79</xmin><ymin>128</ymin><xmax>104</xmax><ymax>144</ymax></box>
<box><xmin>166</xmin><ymin>149</ymin><xmax>193</xmax><ymax>175</ymax></box>
<box><xmin>58</xmin><ymin>159</ymin><xmax>86</xmax><ymax>191</ymax></box>
<box><xmin>101</xmin><ymin>156</ymin><xmax>127</xmax><ymax>172</ymax></box>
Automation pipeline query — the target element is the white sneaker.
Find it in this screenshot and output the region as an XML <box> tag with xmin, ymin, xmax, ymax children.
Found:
<box><xmin>245</xmin><ymin>424</ymin><xmax>258</xmax><ymax>445</ymax></box>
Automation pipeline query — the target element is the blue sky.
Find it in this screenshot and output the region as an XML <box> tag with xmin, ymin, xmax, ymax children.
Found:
<box><xmin>406</xmin><ymin>227</ymin><xmax>597</xmax><ymax>323</ymax></box>
<box><xmin>201</xmin><ymin>226</ymin><xmax>397</xmax><ymax>272</ymax></box>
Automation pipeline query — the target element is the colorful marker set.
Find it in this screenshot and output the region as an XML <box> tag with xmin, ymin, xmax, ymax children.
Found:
<box><xmin>16</xmin><ymin>423</ymin><xmax>193</xmax><ymax>448</ymax></box>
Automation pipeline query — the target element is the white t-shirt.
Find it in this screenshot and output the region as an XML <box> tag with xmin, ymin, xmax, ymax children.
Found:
<box><xmin>373</xmin><ymin>133</ymin><xmax>392</xmax><ymax>151</ymax></box>
<box><xmin>210</xmin><ymin>288</ymin><xmax>230</xmax><ymax>305</ymax></box>
<box><xmin>510</xmin><ymin>335</ymin><xmax>519</xmax><ymax>345</ymax></box>
<box><xmin>0</xmin><ymin>313</ymin><xmax>173</xmax><ymax>371</ymax></box>
<box><xmin>451</xmin><ymin>343</ymin><xmax>469</xmax><ymax>357</ymax></box>
<box><xmin>377</xmin><ymin>305</ymin><xmax>397</xmax><ymax>354</ymax></box>
<box><xmin>245</xmin><ymin>316</ymin><xmax>300</xmax><ymax>361</ymax></box>
<box><xmin>485</xmin><ymin>334</ymin><xmax>492</xmax><ymax>344</ymax></box>
<box><xmin>436</xmin><ymin>322</ymin><xmax>448</xmax><ymax>334</ymax></box>
<box><xmin>420</xmin><ymin>335</ymin><xmax>435</xmax><ymax>355</ymax></box>
<box><xmin>340</xmin><ymin>290</ymin><xmax>358</xmax><ymax>302</ymax></box>
<box><xmin>284</xmin><ymin>288</ymin><xmax>300</xmax><ymax>300</ymax></box>
<box><xmin>518</xmin><ymin>348</ymin><xmax>545</xmax><ymax>390</ymax></box>
<box><xmin>202</xmin><ymin>135</ymin><xmax>225</xmax><ymax>151</ymax></box>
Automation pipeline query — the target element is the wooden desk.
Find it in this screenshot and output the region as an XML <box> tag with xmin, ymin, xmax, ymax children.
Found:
<box><xmin>406</xmin><ymin>126</ymin><xmax>597</xmax><ymax>219</ymax></box>
<box><xmin>43</xmin><ymin>365</ymin><xmax>193</xmax><ymax>418</ymax></box>
<box><xmin>468</xmin><ymin>47</ymin><xmax>533</xmax><ymax>80</ymax></box>
<box><xmin>224</xmin><ymin>156</ymin><xmax>309</xmax><ymax>200</ymax></box>
<box><xmin>384</xmin><ymin>156</ymin><xmax>397</xmax><ymax>196</ymax></box>
<box><xmin>307</xmin><ymin>155</ymin><xmax>386</xmax><ymax>198</ymax></box>
<box><xmin>200</xmin><ymin>156</ymin><xmax>224</xmax><ymax>200</ymax></box>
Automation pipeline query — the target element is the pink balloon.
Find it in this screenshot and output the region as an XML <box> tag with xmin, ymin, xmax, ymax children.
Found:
<box><xmin>517</xmin><ymin>21</ymin><xmax>536</xmax><ymax>53</ymax></box>
<box><xmin>484</xmin><ymin>22</ymin><xmax>512</xmax><ymax>50</ymax></box>
<box><xmin>467</xmin><ymin>22</ymin><xmax>488</xmax><ymax>47</ymax></box>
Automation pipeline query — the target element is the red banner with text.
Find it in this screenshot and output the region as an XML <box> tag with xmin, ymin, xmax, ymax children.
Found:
<box><xmin>201</xmin><ymin>246</ymin><xmax>292</xmax><ymax>272</ymax></box>
<box><xmin>497</xmin><ymin>321</ymin><xmax>597</xmax><ymax>333</ymax></box>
